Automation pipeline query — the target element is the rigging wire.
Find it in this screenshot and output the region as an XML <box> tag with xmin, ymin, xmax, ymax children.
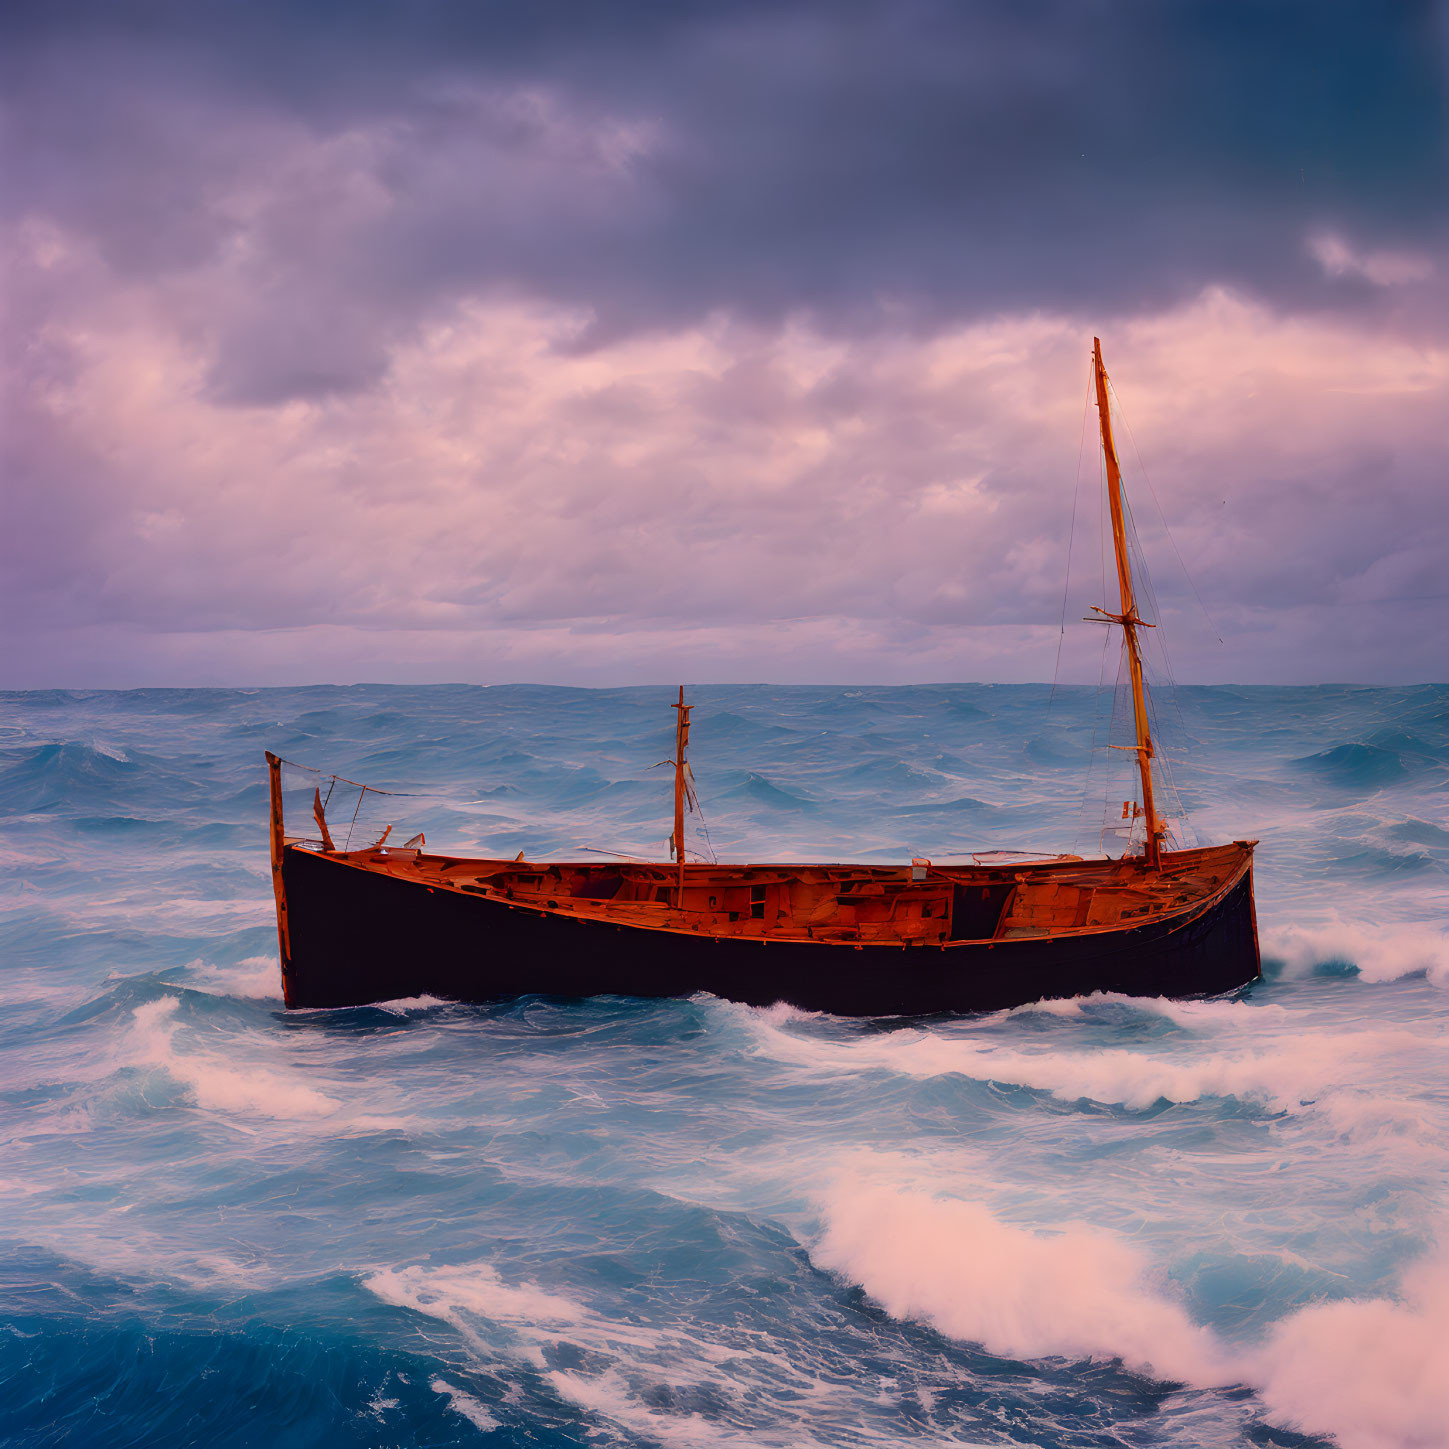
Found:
<box><xmin>278</xmin><ymin>752</ymin><xmax>723</xmax><ymax>864</ymax></box>
<box><xmin>344</xmin><ymin>786</ymin><xmax>368</xmax><ymax>852</ymax></box>
<box><xmin>1074</xmin><ymin>595</ymin><xmax>1116</xmax><ymax>855</ymax></box>
<box><xmin>690</xmin><ymin>787</ymin><xmax>720</xmax><ymax>865</ymax></box>
<box><xmin>1074</xmin><ymin>405</ymin><xmax>1116</xmax><ymax>856</ymax></box>
<box><xmin>1109</xmin><ymin>382</ymin><xmax>1204</xmax><ymax>754</ymax></box>
<box><xmin>1107</xmin><ymin>378</ymin><xmax>1224</xmax><ymax>646</ymax></box>
<box><xmin>1092</xmin><ymin>374</ymin><xmax>1207</xmax><ymax>849</ymax></box>
<box><xmin>1050</xmin><ymin>357</ymin><xmax>1098</xmax><ymax>706</ymax></box>
<box><xmin>1074</xmin><ymin>367</ymin><xmax>1206</xmax><ymax>857</ymax></box>
<box><xmin>1105</xmin><ymin>645</ymin><xmax>1133</xmax><ymax>856</ymax></box>
<box><xmin>1123</xmin><ymin>493</ymin><xmax>1193</xmax><ymax>846</ymax></box>
<box><xmin>1115</xmin><ymin>444</ymin><xmax>1197</xmax><ymax>844</ymax></box>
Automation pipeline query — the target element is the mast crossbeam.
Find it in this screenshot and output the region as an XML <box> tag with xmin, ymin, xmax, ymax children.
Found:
<box><xmin>1086</xmin><ymin>606</ymin><xmax>1155</xmax><ymax>627</ymax></box>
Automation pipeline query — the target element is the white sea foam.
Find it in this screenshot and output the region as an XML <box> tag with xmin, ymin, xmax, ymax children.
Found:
<box><xmin>743</xmin><ymin>998</ymin><xmax>826</xmax><ymax>1027</ymax></box>
<box><xmin>429</xmin><ymin>1378</ymin><xmax>500</xmax><ymax>1432</ymax></box>
<box><xmin>65</xmin><ymin>894</ymin><xmax>274</xmax><ymax>931</ymax></box>
<box><xmin>547</xmin><ymin>1370</ymin><xmax>735</xmax><ymax>1447</ymax></box>
<box><xmin>120</xmin><ymin>998</ymin><xmax>417</xmax><ymax>1132</ymax></box>
<box><xmin>1316</xmin><ymin>1089</ymin><xmax>1445</xmax><ymax>1145</ymax></box>
<box><xmin>1268</xmin><ymin>919</ymin><xmax>1449</xmax><ymax>987</ymax></box>
<box><xmin>814</xmin><ymin>1180</ymin><xmax>1233</xmax><ymax>1386</ymax></box>
<box><xmin>368</xmin><ymin>1260</ymin><xmax>721</xmax><ymax>1365</ymax></box>
<box><xmin>999</xmin><ymin>995</ymin><xmax>1093</xmax><ymax>1018</ymax></box>
<box><xmin>183</xmin><ymin>956</ymin><xmax>282</xmax><ymax>1000</ymax></box>
<box><xmin>1002</xmin><ymin>991</ymin><xmax>1289</xmax><ymax>1028</ymax></box>
<box><xmin>15</xmin><ymin>1227</ymin><xmax>278</xmax><ymax>1294</ymax></box>
<box><xmin>745</xmin><ymin>1010</ymin><xmax>1435</xmax><ymax>1113</ymax></box>
<box><xmin>374</xmin><ymin>995</ymin><xmax>450</xmax><ymax>1013</ymax></box>
<box><xmin>366</xmin><ymin>1263</ymin><xmax>587</xmax><ymax>1333</ymax></box>
<box><xmin>543</xmin><ymin>1368</ymin><xmax>910</xmax><ymax>1449</ymax></box>
<box><xmin>366</xmin><ymin>1261</ymin><xmax>894</xmax><ymax>1448</ymax></box>
<box><xmin>1258</xmin><ymin>1246</ymin><xmax>1449</xmax><ymax>1449</ymax></box>
<box><xmin>128</xmin><ymin>997</ymin><xmax>339</xmax><ymax>1119</ymax></box>
<box><xmin>815</xmin><ymin>1179</ymin><xmax>1449</xmax><ymax>1449</ymax></box>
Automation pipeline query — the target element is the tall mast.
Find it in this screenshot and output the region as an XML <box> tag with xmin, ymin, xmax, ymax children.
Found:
<box><xmin>1092</xmin><ymin>338</ymin><xmax>1163</xmax><ymax>867</ymax></box>
<box><xmin>670</xmin><ymin>685</ymin><xmax>693</xmax><ymax>902</ymax></box>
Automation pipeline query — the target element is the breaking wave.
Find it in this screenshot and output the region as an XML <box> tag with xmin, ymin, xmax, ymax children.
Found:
<box><xmin>815</xmin><ymin>1180</ymin><xmax>1232</xmax><ymax>1385</ymax></box>
<box><xmin>127</xmin><ymin>997</ymin><xmax>341</xmax><ymax>1119</ymax></box>
<box><xmin>1266</xmin><ymin>920</ymin><xmax>1449</xmax><ymax>986</ymax></box>
<box><xmin>815</xmin><ymin>1180</ymin><xmax>1449</xmax><ymax>1449</ymax></box>
<box><xmin>741</xmin><ymin>1004</ymin><xmax>1438</xmax><ymax>1115</ymax></box>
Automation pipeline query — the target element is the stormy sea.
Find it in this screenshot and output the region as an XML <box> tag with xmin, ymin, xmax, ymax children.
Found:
<box><xmin>2</xmin><ymin>682</ymin><xmax>1446</xmax><ymax>1449</ymax></box>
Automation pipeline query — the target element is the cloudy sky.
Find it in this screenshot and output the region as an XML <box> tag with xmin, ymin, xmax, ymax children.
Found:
<box><xmin>4</xmin><ymin>0</ymin><xmax>1446</xmax><ymax>687</ymax></box>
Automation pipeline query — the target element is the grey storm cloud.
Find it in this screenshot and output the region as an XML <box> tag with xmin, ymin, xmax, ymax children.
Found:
<box><xmin>4</xmin><ymin>0</ymin><xmax>1446</xmax><ymax>404</ymax></box>
<box><xmin>3</xmin><ymin>0</ymin><xmax>1447</xmax><ymax>688</ymax></box>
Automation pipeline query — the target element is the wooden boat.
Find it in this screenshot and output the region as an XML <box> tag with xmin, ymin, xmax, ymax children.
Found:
<box><xmin>265</xmin><ymin>340</ymin><xmax>1259</xmax><ymax>1013</ymax></box>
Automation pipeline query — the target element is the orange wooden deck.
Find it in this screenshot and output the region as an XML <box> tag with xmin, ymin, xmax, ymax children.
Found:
<box><xmin>299</xmin><ymin>841</ymin><xmax>1253</xmax><ymax>949</ymax></box>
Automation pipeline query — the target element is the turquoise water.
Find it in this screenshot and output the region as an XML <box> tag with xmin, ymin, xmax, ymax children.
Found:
<box><xmin>1</xmin><ymin>684</ymin><xmax>1446</xmax><ymax>1448</ymax></box>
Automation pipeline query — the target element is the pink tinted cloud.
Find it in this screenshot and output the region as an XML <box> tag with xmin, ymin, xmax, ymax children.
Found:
<box><xmin>5</xmin><ymin>202</ymin><xmax>1447</xmax><ymax>685</ymax></box>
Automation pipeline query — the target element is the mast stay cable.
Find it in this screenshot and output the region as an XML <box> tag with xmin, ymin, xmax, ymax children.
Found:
<box><xmin>1050</xmin><ymin>358</ymin><xmax>1098</xmax><ymax>706</ymax></box>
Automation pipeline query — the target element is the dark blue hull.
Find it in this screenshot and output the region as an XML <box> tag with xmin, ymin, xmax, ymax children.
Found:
<box><xmin>279</xmin><ymin>845</ymin><xmax>1260</xmax><ymax>1014</ymax></box>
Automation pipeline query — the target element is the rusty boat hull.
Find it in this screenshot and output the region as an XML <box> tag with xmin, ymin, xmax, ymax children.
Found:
<box><xmin>275</xmin><ymin>840</ymin><xmax>1260</xmax><ymax>1014</ymax></box>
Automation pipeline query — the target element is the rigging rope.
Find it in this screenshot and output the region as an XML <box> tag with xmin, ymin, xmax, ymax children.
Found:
<box><xmin>1108</xmin><ymin>379</ymin><xmax>1224</xmax><ymax>646</ymax></box>
<box><xmin>1050</xmin><ymin>357</ymin><xmax>1098</xmax><ymax>706</ymax></box>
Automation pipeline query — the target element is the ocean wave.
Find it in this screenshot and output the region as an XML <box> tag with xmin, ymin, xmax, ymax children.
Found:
<box><xmin>813</xmin><ymin>1181</ymin><xmax>1449</xmax><ymax>1449</ymax></box>
<box><xmin>0</xmin><ymin>741</ymin><xmax>146</xmax><ymax>813</ymax></box>
<box><xmin>1000</xmin><ymin>991</ymin><xmax>1289</xmax><ymax>1029</ymax></box>
<box><xmin>814</xmin><ymin>1180</ymin><xmax>1232</xmax><ymax>1385</ymax></box>
<box><xmin>1257</xmin><ymin>1245</ymin><xmax>1449</xmax><ymax>1449</ymax></box>
<box><xmin>428</xmin><ymin>1378</ymin><xmax>500</xmax><ymax>1432</ymax></box>
<box><xmin>366</xmin><ymin>1262</ymin><xmax>589</xmax><ymax>1337</ymax></box>
<box><xmin>364</xmin><ymin>1255</ymin><xmax>999</xmax><ymax>1449</ymax></box>
<box><xmin>6</xmin><ymin>682</ymin><xmax>1448</xmax><ymax>1448</ymax></box>
<box><xmin>1363</xmin><ymin>726</ymin><xmax>1448</xmax><ymax>763</ymax></box>
<box><xmin>119</xmin><ymin>996</ymin><xmax>416</xmax><ymax>1134</ymax></box>
<box><xmin>128</xmin><ymin>997</ymin><xmax>340</xmax><ymax>1119</ymax></box>
<box><xmin>1293</xmin><ymin>742</ymin><xmax>1411</xmax><ymax>790</ymax></box>
<box><xmin>1383</xmin><ymin>817</ymin><xmax>1449</xmax><ymax>849</ymax></box>
<box><xmin>181</xmin><ymin>956</ymin><xmax>282</xmax><ymax>1000</ymax></box>
<box><xmin>1332</xmin><ymin>844</ymin><xmax>1442</xmax><ymax>875</ymax></box>
<box><xmin>1266</xmin><ymin>921</ymin><xmax>1449</xmax><ymax>987</ymax></box>
<box><xmin>741</xmin><ymin>1007</ymin><xmax>1436</xmax><ymax>1114</ymax></box>
<box><xmin>716</xmin><ymin>772</ymin><xmax>816</xmax><ymax>812</ymax></box>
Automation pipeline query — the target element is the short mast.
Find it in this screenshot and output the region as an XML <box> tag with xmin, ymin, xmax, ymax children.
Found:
<box><xmin>1092</xmin><ymin>338</ymin><xmax>1164</xmax><ymax>866</ymax></box>
<box><xmin>670</xmin><ymin>685</ymin><xmax>694</xmax><ymax>901</ymax></box>
<box><xmin>264</xmin><ymin>752</ymin><xmax>295</xmax><ymax>1005</ymax></box>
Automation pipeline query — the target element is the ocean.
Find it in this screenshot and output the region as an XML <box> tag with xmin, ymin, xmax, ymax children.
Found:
<box><xmin>1</xmin><ymin>682</ymin><xmax>1446</xmax><ymax>1449</ymax></box>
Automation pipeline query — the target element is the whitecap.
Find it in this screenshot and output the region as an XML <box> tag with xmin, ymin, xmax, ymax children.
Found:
<box><xmin>744</xmin><ymin>1008</ymin><xmax>1437</xmax><ymax>1113</ymax></box>
<box><xmin>429</xmin><ymin>1378</ymin><xmax>500</xmax><ymax>1432</ymax></box>
<box><xmin>1267</xmin><ymin>919</ymin><xmax>1449</xmax><ymax>987</ymax></box>
<box><xmin>182</xmin><ymin>956</ymin><xmax>282</xmax><ymax>1000</ymax></box>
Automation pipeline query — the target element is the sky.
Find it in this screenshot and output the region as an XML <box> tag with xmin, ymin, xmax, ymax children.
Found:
<box><xmin>3</xmin><ymin>0</ymin><xmax>1447</xmax><ymax>687</ymax></box>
